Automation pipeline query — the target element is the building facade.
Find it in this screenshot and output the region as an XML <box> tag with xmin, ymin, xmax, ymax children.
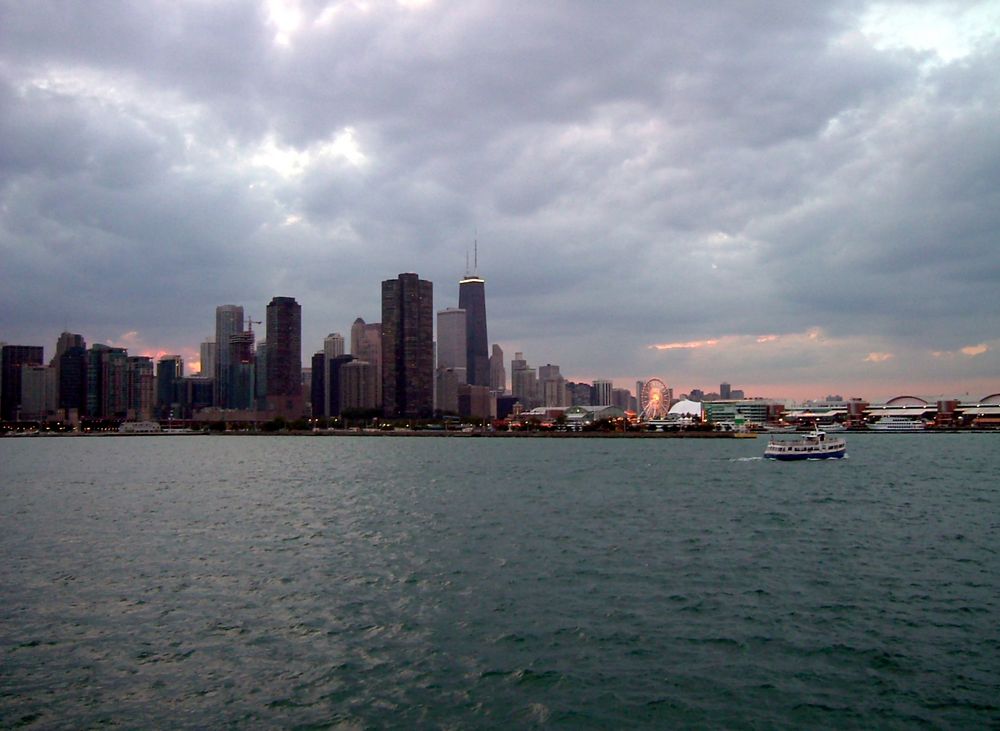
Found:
<box><xmin>458</xmin><ymin>273</ymin><xmax>489</xmax><ymax>387</ymax></box>
<box><xmin>381</xmin><ymin>273</ymin><xmax>433</xmax><ymax>419</ymax></box>
<box><xmin>266</xmin><ymin>296</ymin><xmax>303</xmax><ymax>417</ymax></box>
<box><xmin>214</xmin><ymin>305</ymin><xmax>244</xmax><ymax>407</ymax></box>
<box><xmin>1</xmin><ymin>345</ymin><xmax>44</xmax><ymax>421</ymax></box>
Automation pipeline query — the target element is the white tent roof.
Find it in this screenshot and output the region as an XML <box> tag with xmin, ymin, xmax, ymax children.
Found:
<box><xmin>669</xmin><ymin>399</ymin><xmax>702</xmax><ymax>416</ymax></box>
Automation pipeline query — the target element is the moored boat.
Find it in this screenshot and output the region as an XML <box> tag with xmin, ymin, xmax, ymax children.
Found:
<box><xmin>870</xmin><ymin>416</ymin><xmax>925</xmax><ymax>431</ymax></box>
<box><xmin>764</xmin><ymin>426</ymin><xmax>846</xmax><ymax>460</ymax></box>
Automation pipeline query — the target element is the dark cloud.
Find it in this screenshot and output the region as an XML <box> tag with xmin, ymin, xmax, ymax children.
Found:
<box><xmin>1</xmin><ymin>0</ymin><xmax>998</xmax><ymax>398</ymax></box>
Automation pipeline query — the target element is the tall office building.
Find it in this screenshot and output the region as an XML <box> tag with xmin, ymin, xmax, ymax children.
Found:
<box><xmin>59</xmin><ymin>345</ymin><xmax>88</xmax><ymax>418</ymax></box>
<box><xmin>322</xmin><ymin>333</ymin><xmax>344</xmax><ymax>415</ymax></box>
<box><xmin>458</xmin><ymin>254</ymin><xmax>489</xmax><ymax>387</ymax></box>
<box><xmin>214</xmin><ymin>305</ymin><xmax>244</xmax><ymax>407</ymax></box>
<box><xmin>720</xmin><ymin>382</ymin><xmax>732</xmax><ymax>399</ymax></box>
<box><xmin>266</xmin><ymin>296</ymin><xmax>302</xmax><ymax>417</ymax></box>
<box><xmin>87</xmin><ymin>344</ymin><xmax>129</xmax><ymax>419</ymax></box>
<box><xmin>592</xmin><ymin>379</ymin><xmax>613</xmax><ymax>407</ymax></box>
<box><xmin>381</xmin><ymin>273</ymin><xmax>433</xmax><ymax>418</ymax></box>
<box><xmin>436</xmin><ymin>308</ymin><xmax>467</xmax><ymax>377</ymax></box>
<box><xmin>200</xmin><ymin>337</ymin><xmax>216</xmax><ymax>378</ymax></box>
<box><xmin>1</xmin><ymin>345</ymin><xmax>44</xmax><ymax>421</ymax></box>
<box><xmin>490</xmin><ymin>344</ymin><xmax>506</xmax><ymax>393</ymax></box>
<box><xmin>228</xmin><ymin>330</ymin><xmax>256</xmax><ymax>410</ymax></box>
<box><xmin>254</xmin><ymin>341</ymin><xmax>268</xmax><ymax>407</ymax></box>
<box><xmin>539</xmin><ymin>364</ymin><xmax>567</xmax><ymax>407</ymax></box>
<box><xmin>351</xmin><ymin>318</ymin><xmax>382</xmax><ymax>407</ymax></box>
<box><xmin>156</xmin><ymin>355</ymin><xmax>184</xmax><ymax>419</ymax></box>
<box><xmin>126</xmin><ymin>356</ymin><xmax>155</xmax><ymax>421</ymax></box>
<box><xmin>19</xmin><ymin>364</ymin><xmax>53</xmax><ymax>421</ymax></box>
<box><xmin>340</xmin><ymin>360</ymin><xmax>377</xmax><ymax>412</ymax></box>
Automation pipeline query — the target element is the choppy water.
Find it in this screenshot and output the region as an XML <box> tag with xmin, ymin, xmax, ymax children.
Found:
<box><xmin>1</xmin><ymin>434</ymin><xmax>998</xmax><ymax>728</ymax></box>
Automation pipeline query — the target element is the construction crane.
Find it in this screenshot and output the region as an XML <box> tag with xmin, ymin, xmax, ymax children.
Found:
<box><xmin>246</xmin><ymin>317</ymin><xmax>262</xmax><ymax>335</ymax></box>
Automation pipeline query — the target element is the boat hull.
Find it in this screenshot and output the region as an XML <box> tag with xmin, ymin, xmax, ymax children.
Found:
<box><xmin>764</xmin><ymin>446</ymin><xmax>846</xmax><ymax>461</ymax></box>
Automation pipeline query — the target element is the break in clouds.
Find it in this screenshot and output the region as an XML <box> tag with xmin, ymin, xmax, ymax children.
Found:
<box><xmin>1</xmin><ymin>0</ymin><xmax>998</xmax><ymax>399</ymax></box>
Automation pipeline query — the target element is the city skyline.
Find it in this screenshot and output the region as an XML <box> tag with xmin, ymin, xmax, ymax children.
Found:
<box><xmin>1</xmin><ymin>2</ymin><xmax>999</xmax><ymax>401</ymax></box>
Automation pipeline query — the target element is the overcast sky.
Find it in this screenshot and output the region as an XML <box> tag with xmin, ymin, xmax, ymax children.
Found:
<box><xmin>2</xmin><ymin>0</ymin><xmax>998</xmax><ymax>401</ymax></box>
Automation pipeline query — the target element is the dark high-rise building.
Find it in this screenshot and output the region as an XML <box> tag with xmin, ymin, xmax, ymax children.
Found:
<box><xmin>59</xmin><ymin>346</ymin><xmax>88</xmax><ymax>415</ymax></box>
<box><xmin>310</xmin><ymin>352</ymin><xmax>325</xmax><ymax>418</ymax></box>
<box><xmin>1</xmin><ymin>345</ymin><xmax>44</xmax><ymax>421</ymax></box>
<box><xmin>266</xmin><ymin>296</ymin><xmax>302</xmax><ymax>417</ymax></box>
<box><xmin>458</xmin><ymin>263</ymin><xmax>489</xmax><ymax>387</ymax></box>
<box><xmin>156</xmin><ymin>355</ymin><xmax>184</xmax><ymax>419</ymax></box>
<box><xmin>327</xmin><ymin>354</ymin><xmax>355</xmax><ymax>418</ymax></box>
<box><xmin>382</xmin><ymin>273</ymin><xmax>433</xmax><ymax>418</ymax></box>
<box><xmin>86</xmin><ymin>344</ymin><xmax>128</xmax><ymax>419</ymax></box>
<box><xmin>228</xmin><ymin>331</ymin><xmax>255</xmax><ymax>410</ymax></box>
<box><xmin>720</xmin><ymin>382</ymin><xmax>732</xmax><ymax>399</ymax></box>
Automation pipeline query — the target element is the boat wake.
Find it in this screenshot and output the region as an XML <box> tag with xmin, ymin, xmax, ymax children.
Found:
<box><xmin>730</xmin><ymin>456</ymin><xmax>764</xmax><ymax>462</ymax></box>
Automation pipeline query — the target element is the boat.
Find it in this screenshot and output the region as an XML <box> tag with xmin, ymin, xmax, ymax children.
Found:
<box><xmin>764</xmin><ymin>426</ymin><xmax>846</xmax><ymax>460</ymax></box>
<box><xmin>870</xmin><ymin>416</ymin><xmax>925</xmax><ymax>431</ymax></box>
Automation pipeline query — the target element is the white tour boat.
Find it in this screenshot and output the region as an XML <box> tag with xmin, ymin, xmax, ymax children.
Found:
<box><xmin>870</xmin><ymin>416</ymin><xmax>925</xmax><ymax>432</ymax></box>
<box><xmin>764</xmin><ymin>426</ymin><xmax>847</xmax><ymax>461</ymax></box>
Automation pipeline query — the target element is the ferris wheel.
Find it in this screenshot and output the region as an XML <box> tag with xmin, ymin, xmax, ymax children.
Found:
<box><xmin>640</xmin><ymin>378</ymin><xmax>671</xmax><ymax>421</ymax></box>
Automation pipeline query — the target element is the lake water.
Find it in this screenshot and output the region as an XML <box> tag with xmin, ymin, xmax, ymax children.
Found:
<box><xmin>1</xmin><ymin>434</ymin><xmax>998</xmax><ymax>728</ymax></box>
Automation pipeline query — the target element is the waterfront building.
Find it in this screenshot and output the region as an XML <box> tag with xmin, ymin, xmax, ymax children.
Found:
<box><xmin>490</xmin><ymin>344</ymin><xmax>506</xmax><ymax>393</ymax></box>
<box><xmin>310</xmin><ymin>352</ymin><xmax>325</xmax><ymax>417</ymax></box>
<box><xmin>539</xmin><ymin>364</ymin><xmax>567</xmax><ymax>407</ymax></box>
<box><xmin>381</xmin><ymin>273</ymin><xmax>433</xmax><ymax>419</ymax></box>
<box><xmin>567</xmin><ymin>381</ymin><xmax>593</xmax><ymax>406</ymax></box>
<box><xmin>437</xmin><ymin>308</ymin><xmax>467</xmax><ymax>376</ymax></box>
<box><xmin>458</xmin><ymin>383</ymin><xmax>492</xmax><ymax>420</ymax></box>
<box><xmin>58</xmin><ymin>345</ymin><xmax>88</xmax><ymax>419</ymax></box>
<box><xmin>510</xmin><ymin>354</ymin><xmax>538</xmax><ymax>410</ymax></box>
<box><xmin>178</xmin><ymin>376</ymin><xmax>214</xmax><ymax>419</ymax></box>
<box><xmin>265</xmin><ymin>296</ymin><xmax>302</xmax><ymax>417</ymax></box>
<box><xmin>228</xmin><ymin>331</ymin><xmax>256</xmax><ymax>410</ymax></box>
<box><xmin>126</xmin><ymin>356</ymin><xmax>156</xmax><ymax>421</ymax></box>
<box><xmin>592</xmin><ymin>379</ymin><xmax>613</xmax><ymax>407</ymax></box>
<box><xmin>436</xmin><ymin>367</ymin><xmax>463</xmax><ymax>415</ymax></box>
<box><xmin>156</xmin><ymin>355</ymin><xmax>184</xmax><ymax>419</ymax></box>
<box><xmin>350</xmin><ymin>318</ymin><xmax>382</xmax><ymax>408</ymax></box>
<box><xmin>1</xmin><ymin>345</ymin><xmax>44</xmax><ymax>421</ymax></box>
<box><xmin>254</xmin><ymin>341</ymin><xmax>267</xmax><ymax>407</ymax></box>
<box><xmin>19</xmin><ymin>364</ymin><xmax>54</xmax><ymax>421</ymax></box>
<box><xmin>612</xmin><ymin>387</ymin><xmax>634</xmax><ymax>412</ymax></box>
<box><xmin>340</xmin><ymin>360</ymin><xmax>377</xmax><ymax>413</ymax></box>
<box><xmin>214</xmin><ymin>305</ymin><xmax>244</xmax><ymax>407</ymax></box>
<box><xmin>199</xmin><ymin>337</ymin><xmax>216</xmax><ymax>378</ymax></box>
<box><xmin>458</xmin><ymin>262</ymin><xmax>489</xmax><ymax>388</ymax></box>
<box><xmin>702</xmin><ymin>399</ymin><xmax>784</xmax><ymax>426</ymax></box>
<box><xmin>86</xmin><ymin>345</ymin><xmax>129</xmax><ymax>420</ymax></box>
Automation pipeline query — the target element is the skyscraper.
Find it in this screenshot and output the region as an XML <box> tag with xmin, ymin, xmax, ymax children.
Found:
<box><xmin>1</xmin><ymin>345</ymin><xmax>44</xmax><ymax>421</ymax></box>
<box><xmin>266</xmin><ymin>296</ymin><xmax>302</xmax><ymax>417</ymax></box>
<box><xmin>458</xmin><ymin>257</ymin><xmax>489</xmax><ymax>387</ymax></box>
<box><xmin>436</xmin><ymin>308</ymin><xmax>467</xmax><ymax>377</ymax></box>
<box><xmin>351</xmin><ymin>318</ymin><xmax>382</xmax><ymax>408</ymax></box>
<box><xmin>592</xmin><ymin>379</ymin><xmax>613</xmax><ymax>407</ymax></box>
<box><xmin>86</xmin><ymin>344</ymin><xmax>128</xmax><ymax>419</ymax></box>
<box><xmin>382</xmin><ymin>273</ymin><xmax>433</xmax><ymax>419</ymax></box>
<box><xmin>156</xmin><ymin>355</ymin><xmax>184</xmax><ymax>419</ymax></box>
<box><xmin>200</xmin><ymin>337</ymin><xmax>216</xmax><ymax>378</ymax></box>
<box><xmin>228</xmin><ymin>330</ymin><xmax>256</xmax><ymax>410</ymax></box>
<box><xmin>215</xmin><ymin>305</ymin><xmax>244</xmax><ymax>407</ymax></box>
<box><xmin>490</xmin><ymin>344</ymin><xmax>506</xmax><ymax>393</ymax></box>
<box><xmin>126</xmin><ymin>356</ymin><xmax>155</xmax><ymax>421</ymax></box>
